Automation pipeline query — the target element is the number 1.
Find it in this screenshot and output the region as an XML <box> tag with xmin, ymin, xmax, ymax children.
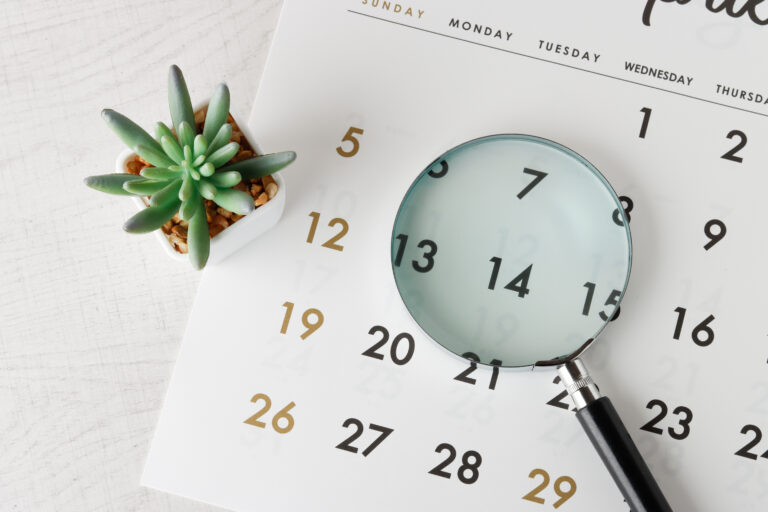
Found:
<box><xmin>639</xmin><ymin>107</ymin><xmax>652</xmax><ymax>139</ymax></box>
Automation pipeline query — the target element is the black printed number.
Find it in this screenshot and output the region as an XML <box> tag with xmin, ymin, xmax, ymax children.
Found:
<box><xmin>612</xmin><ymin>195</ymin><xmax>633</xmax><ymax>226</ymax></box>
<box><xmin>428</xmin><ymin>159</ymin><xmax>448</xmax><ymax>178</ymax></box>
<box><xmin>335</xmin><ymin>418</ymin><xmax>394</xmax><ymax>457</ymax></box>
<box><xmin>704</xmin><ymin>219</ymin><xmax>726</xmax><ymax>250</ymax></box>
<box><xmin>362</xmin><ymin>325</ymin><xmax>415</xmax><ymax>365</ymax></box>
<box><xmin>393</xmin><ymin>234</ymin><xmax>437</xmax><ymax>273</ymax></box>
<box><xmin>672</xmin><ymin>307</ymin><xmax>715</xmax><ymax>346</ymax></box>
<box><xmin>721</xmin><ymin>129</ymin><xmax>747</xmax><ymax>163</ymax></box>
<box><xmin>454</xmin><ymin>352</ymin><xmax>502</xmax><ymax>390</ymax></box>
<box><xmin>488</xmin><ymin>257</ymin><xmax>532</xmax><ymax>297</ymax></box>
<box><xmin>639</xmin><ymin>399</ymin><xmax>693</xmax><ymax>440</ymax></box>
<box><xmin>638</xmin><ymin>107</ymin><xmax>652</xmax><ymax>139</ymax></box>
<box><xmin>547</xmin><ymin>376</ymin><xmax>576</xmax><ymax>412</ymax></box>
<box><xmin>428</xmin><ymin>443</ymin><xmax>482</xmax><ymax>484</ymax></box>
<box><xmin>734</xmin><ymin>425</ymin><xmax>768</xmax><ymax>461</ymax></box>
<box><xmin>518</xmin><ymin>168</ymin><xmax>548</xmax><ymax>199</ymax></box>
<box><xmin>582</xmin><ymin>282</ymin><xmax>621</xmax><ymax>321</ymax></box>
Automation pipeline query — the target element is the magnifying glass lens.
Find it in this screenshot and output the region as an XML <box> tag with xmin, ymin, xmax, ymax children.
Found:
<box><xmin>391</xmin><ymin>135</ymin><xmax>632</xmax><ymax>367</ymax></box>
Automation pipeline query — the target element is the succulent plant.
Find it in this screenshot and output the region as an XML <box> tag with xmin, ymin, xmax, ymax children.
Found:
<box><xmin>85</xmin><ymin>65</ymin><xmax>295</xmax><ymax>269</ymax></box>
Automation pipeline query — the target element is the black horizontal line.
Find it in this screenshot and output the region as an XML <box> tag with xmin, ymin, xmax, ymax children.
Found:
<box><xmin>348</xmin><ymin>9</ymin><xmax>768</xmax><ymax>119</ymax></box>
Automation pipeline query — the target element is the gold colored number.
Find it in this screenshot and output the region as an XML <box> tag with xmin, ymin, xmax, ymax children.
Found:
<box><xmin>306</xmin><ymin>212</ymin><xmax>348</xmax><ymax>252</ymax></box>
<box><xmin>272</xmin><ymin>402</ymin><xmax>296</xmax><ymax>434</ymax></box>
<box><xmin>281</xmin><ymin>301</ymin><xmax>324</xmax><ymax>339</ymax></box>
<box><xmin>552</xmin><ymin>476</ymin><xmax>577</xmax><ymax>508</ymax></box>
<box><xmin>243</xmin><ymin>393</ymin><xmax>295</xmax><ymax>434</ymax></box>
<box><xmin>522</xmin><ymin>469</ymin><xmax>577</xmax><ymax>508</ymax></box>
<box><xmin>522</xmin><ymin>468</ymin><xmax>549</xmax><ymax>505</ymax></box>
<box><xmin>244</xmin><ymin>393</ymin><xmax>272</xmax><ymax>428</ymax></box>
<box><xmin>336</xmin><ymin>126</ymin><xmax>364</xmax><ymax>157</ymax></box>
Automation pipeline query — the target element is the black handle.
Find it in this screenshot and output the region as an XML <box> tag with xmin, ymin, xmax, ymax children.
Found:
<box><xmin>576</xmin><ymin>396</ymin><xmax>672</xmax><ymax>512</ymax></box>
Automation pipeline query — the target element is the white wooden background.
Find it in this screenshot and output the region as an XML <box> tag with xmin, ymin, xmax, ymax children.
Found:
<box><xmin>0</xmin><ymin>1</ymin><xmax>283</xmax><ymax>509</ymax></box>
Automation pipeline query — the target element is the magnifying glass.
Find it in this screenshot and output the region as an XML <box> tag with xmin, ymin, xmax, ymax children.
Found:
<box><xmin>391</xmin><ymin>134</ymin><xmax>672</xmax><ymax>512</ymax></box>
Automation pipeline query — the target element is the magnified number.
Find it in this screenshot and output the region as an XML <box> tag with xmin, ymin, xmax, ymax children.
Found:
<box><xmin>582</xmin><ymin>282</ymin><xmax>621</xmax><ymax>321</ymax></box>
<box><xmin>393</xmin><ymin>234</ymin><xmax>437</xmax><ymax>273</ymax></box>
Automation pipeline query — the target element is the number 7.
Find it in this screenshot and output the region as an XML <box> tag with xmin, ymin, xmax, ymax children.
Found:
<box><xmin>517</xmin><ymin>168</ymin><xmax>548</xmax><ymax>199</ymax></box>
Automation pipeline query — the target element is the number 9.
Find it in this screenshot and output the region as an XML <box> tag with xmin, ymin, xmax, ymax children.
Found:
<box><xmin>553</xmin><ymin>475</ymin><xmax>577</xmax><ymax>508</ymax></box>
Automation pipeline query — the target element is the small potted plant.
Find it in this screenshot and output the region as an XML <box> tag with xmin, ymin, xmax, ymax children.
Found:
<box><xmin>85</xmin><ymin>65</ymin><xmax>295</xmax><ymax>269</ymax></box>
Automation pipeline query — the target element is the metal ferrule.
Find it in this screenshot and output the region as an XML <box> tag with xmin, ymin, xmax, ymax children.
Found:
<box><xmin>557</xmin><ymin>359</ymin><xmax>602</xmax><ymax>411</ymax></box>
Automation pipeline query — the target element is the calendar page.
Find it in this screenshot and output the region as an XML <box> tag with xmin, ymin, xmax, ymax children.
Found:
<box><xmin>142</xmin><ymin>1</ymin><xmax>768</xmax><ymax>510</ymax></box>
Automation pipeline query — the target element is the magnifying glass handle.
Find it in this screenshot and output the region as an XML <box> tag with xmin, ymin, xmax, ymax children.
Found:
<box><xmin>559</xmin><ymin>359</ymin><xmax>673</xmax><ymax>512</ymax></box>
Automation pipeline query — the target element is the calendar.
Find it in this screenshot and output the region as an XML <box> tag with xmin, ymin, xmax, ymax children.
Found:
<box><xmin>141</xmin><ymin>1</ymin><xmax>768</xmax><ymax>510</ymax></box>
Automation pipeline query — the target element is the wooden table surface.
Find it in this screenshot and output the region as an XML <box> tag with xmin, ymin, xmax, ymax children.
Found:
<box><xmin>0</xmin><ymin>1</ymin><xmax>283</xmax><ymax>509</ymax></box>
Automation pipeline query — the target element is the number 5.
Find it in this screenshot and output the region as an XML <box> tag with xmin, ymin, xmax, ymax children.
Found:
<box><xmin>336</xmin><ymin>126</ymin><xmax>364</xmax><ymax>158</ymax></box>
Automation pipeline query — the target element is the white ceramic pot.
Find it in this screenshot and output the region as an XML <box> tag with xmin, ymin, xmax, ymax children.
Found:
<box><xmin>115</xmin><ymin>111</ymin><xmax>286</xmax><ymax>266</ymax></box>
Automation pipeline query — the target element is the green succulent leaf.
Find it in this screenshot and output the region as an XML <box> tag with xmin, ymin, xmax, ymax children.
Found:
<box><xmin>203</xmin><ymin>83</ymin><xmax>230</xmax><ymax>142</ymax></box>
<box><xmin>102</xmin><ymin>109</ymin><xmax>164</xmax><ymax>156</ymax></box>
<box><xmin>187</xmin><ymin>203</ymin><xmax>210</xmax><ymax>270</ymax></box>
<box><xmin>193</xmin><ymin>134</ymin><xmax>208</xmax><ymax>158</ymax></box>
<box><xmin>149</xmin><ymin>178</ymin><xmax>183</xmax><ymax>206</ymax></box>
<box><xmin>199</xmin><ymin>162</ymin><xmax>215</xmax><ymax>177</ymax></box>
<box><xmin>212</xmin><ymin>188</ymin><xmax>254</xmax><ymax>215</ymax></box>
<box><xmin>207</xmin><ymin>142</ymin><xmax>240</xmax><ymax>168</ymax></box>
<box><xmin>140</xmin><ymin>166</ymin><xmax>181</xmax><ymax>180</ymax></box>
<box><xmin>168</xmin><ymin>65</ymin><xmax>195</xmax><ymax>136</ymax></box>
<box><xmin>179</xmin><ymin>173</ymin><xmax>195</xmax><ymax>202</ymax></box>
<box><xmin>134</xmin><ymin>144</ymin><xmax>176</xmax><ymax>168</ymax></box>
<box><xmin>192</xmin><ymin>154</ymin><xmax>206</xmax><ymax>167</ymax></box>
<box><xmin>179</xmin><ymin>189</ymin><xmax>201</xmax><ymax>221</ymax></box>
<box><xmin>178</xmin><ymin>121</ymin><xmax>195</xmax><ymax>149</ymax></box>
<box><xmin>123</xmin><ymin>198</ymin><xmax>181</xmax><ymax>233</ymax></box>
<box><xmin>160</xmin><ymin>136</ymin><xmax>184</xmax><ymax>164</ymax></box>
<box><xmin>84</xmin><ymin>173</ymin><xmax>145</xmax><ymax>195</ymax></box>
<box><xmin>207</xmin><ymin>171</ymin><xmax>241</xmax><ymax>188</ymax></box>
<box><xmin>123</xmin><ymin>179</ymin><xmax>170</xmax><ymax>196</ymax></box>
<box><xmin>182</xmin><ymin>144</ymin><xmax>193</xmax><ymax>163</ymax></box>
<box><xmin>154</xmin><ymin>122</ymin><xmax>175</xmax><ymax>143</ymax></box>
<box><xmin>199</xmin><ymin>180</ymin><xmax>218</xmax><ymax>200</ymax></box>
<box><xmin>220</xmin><ymin>151</ymin><xmax>296</xmax><ymax>180</ymax></box>
<box><xmin>207</xmin><ymin>123</ymin><xmax>232</xmax><ymax>155</ymax></box>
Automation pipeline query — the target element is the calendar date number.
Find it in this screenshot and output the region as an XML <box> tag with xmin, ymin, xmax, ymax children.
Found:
<box><xmin>336</xmin><ymin>418</ymin><xmax>394</xmax><ymax>457</ymax></box>
<box><xmin>735</xmin><ymin>424</ymin><xmax>768</xmax><ymax>461</ymax></box>
<box><xmin>363</xmin><ymin>325</ymin><xmax>415</xmax><ymax>365</ymax></box>
<box><xmin>639</xmin><ymin>399</ymin><xmax>692</xmax><ymax>440</ymax></box>
<box><xmin>522</xmin><ymin>468</ymin><xmax>577</xmax><ymax>508</ymax></box>
<box><xmin>307</xmin><ymin>212</ymin><xmax>349</xmax><ymax>251</ymax></box>
<box><xmin>281</xmin><ymin>301</ymin><xmax>324</xmax><ymax>339</ymax></box>
<box><xmin>428</xmin><ymin>443</ymin><xmax>482</xmax><ymax>484</ymax></box>
<box><xmin>243</xmin><ymin>393</ymin><xmax>295</xmax><ymax>434</ymax></box>
<box><xmin>336</xmin><ymin>126</ymin><xmax>364</xmax><ymax>158</ymax></box>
